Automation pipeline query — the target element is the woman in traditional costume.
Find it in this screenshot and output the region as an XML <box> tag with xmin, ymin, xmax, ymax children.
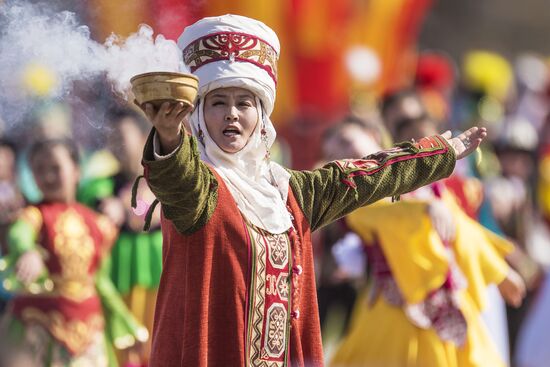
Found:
<box><xmin>138</xmin><ymin>14</ymin><xmax>486</xmax><ymax>367</ymax></box>
<box><xmin>0</xmin><ymin>139</ymin><xmax>147</xmax><ymax>367</ymax></box>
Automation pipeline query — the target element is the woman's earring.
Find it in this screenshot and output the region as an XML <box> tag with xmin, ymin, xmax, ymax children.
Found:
<box><xmin>261</xmin><ymin>125</ymin><xmax>271</xmax><ymax>161</ymax></box>
<box><xmin>261</xmin><ymin>126</ymin><xmax>268</xmax><ymax>143</ymax></box>
<box><xmin>198</xmin><ymin>128</ymin><xmax>205</xmax><ymax>146</ymax></box>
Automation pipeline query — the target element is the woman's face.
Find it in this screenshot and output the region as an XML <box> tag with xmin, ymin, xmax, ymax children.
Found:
<box><xmin>203</xmin><ymin>87</ymin><xmax>259</xmax><ymax>153</ymax></box>
<box><xmin>30</xmin><ymin>145</ymin><xmax>79</xmax><ymax>203</ymax></box>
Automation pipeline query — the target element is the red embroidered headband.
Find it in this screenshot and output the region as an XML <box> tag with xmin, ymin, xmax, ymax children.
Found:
<box><xmin>182</xmin><ymin>31</ymin><xmax>278</xmax><ymax>85</ymax></box>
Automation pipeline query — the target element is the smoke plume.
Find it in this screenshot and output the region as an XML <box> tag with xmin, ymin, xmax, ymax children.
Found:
<box><xmin>0</xmin><ymin>1</ymin><xmax>187</xmax><ymax>129</ymax></box>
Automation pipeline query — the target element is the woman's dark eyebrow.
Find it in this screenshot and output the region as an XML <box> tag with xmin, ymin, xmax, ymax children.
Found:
<box><xmin>209</xmin><ymin>93</ymin><xmax>228</xmax><ymax>99</ymax></box>
<box><xmin>237</xmin><ymin>94</ymin><xmax>254</xmax><ymax>99</ymax></box>
<box><xmin>209</xmin><ymin>93</ymin><xmax>253</xmax><ymax>100</ymax></box>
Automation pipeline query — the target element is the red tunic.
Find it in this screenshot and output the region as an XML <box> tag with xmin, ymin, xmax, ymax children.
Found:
<box><xmin>12</xmin><ymin>202</ymin><xmax>113</xmax><ymax>355</ymax></box>
<box><xmin>150</xmin><ymin>170</ymin><xmax>323</xmax><ymax>366</ymax></box>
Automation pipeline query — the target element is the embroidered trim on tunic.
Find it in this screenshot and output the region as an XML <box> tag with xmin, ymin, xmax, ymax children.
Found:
<box><xmin>335</xmin><ymin>135</ymin><xmax>449</xmax><ymax>189</ymax></box>
<box><xmin>246</xmin><ymin>224</ymin><xmax>291</xmax><ymax>367</ymax></box>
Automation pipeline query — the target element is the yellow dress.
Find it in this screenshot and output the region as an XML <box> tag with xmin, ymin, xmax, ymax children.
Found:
<box><xmin>330</xmin><ymin>192</ymin><xmax>512</xmax><ymax>367</ymax></box>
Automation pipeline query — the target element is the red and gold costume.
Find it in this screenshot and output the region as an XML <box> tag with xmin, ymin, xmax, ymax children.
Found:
<box><xmin>11</xmin><ymin>203</ymin><xmax>115</xmax><ymax>354</ymax></box>
<box><xmin>0</xmin><ymin>202</ymin><xmax>145</xmax><ymax>366</ymax></box>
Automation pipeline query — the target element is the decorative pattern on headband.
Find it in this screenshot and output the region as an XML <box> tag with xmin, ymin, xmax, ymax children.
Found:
<box><xmin>182</xmin><ymin>32</ymin><xmax>278</xmax><ymax>84</ymax></box>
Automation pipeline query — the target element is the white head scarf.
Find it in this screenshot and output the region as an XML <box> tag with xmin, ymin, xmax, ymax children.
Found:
<box><xmin>178</xmin><ymin>14</ymin><xmax>292</xmax><ymax>233</ymax></box>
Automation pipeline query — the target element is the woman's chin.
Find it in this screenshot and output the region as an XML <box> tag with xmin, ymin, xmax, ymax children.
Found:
<box><xmin>218</xmin><ymin>142</ymin><xmax>245</xmax><ymax>154</ymax></box>
<box><xmin>216</xmin><ymin>137</ymin><xmax>246</xmax><ymax>154</ymax></box>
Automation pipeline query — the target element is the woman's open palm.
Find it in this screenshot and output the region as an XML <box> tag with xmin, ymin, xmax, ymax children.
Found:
<box><xmin>442</xmin><ymin>127</ymin><xmax>487</xmax><ymax>160</ymax></box>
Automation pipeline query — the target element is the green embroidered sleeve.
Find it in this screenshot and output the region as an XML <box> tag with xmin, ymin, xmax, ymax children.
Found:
<box><xmin>289</xmin><ymin>135</ymin><xmax>457</xmax><ymax>232</ymax></box>
<box><xmin>141</xmin><ymin>128</ymin><xmax>218</xmax><ymax>234</ymax></box>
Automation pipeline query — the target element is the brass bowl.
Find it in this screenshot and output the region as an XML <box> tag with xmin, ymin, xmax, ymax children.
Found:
<box><xmin>130</xmin><ymin>71</ymin><xmax>199</xmax><ymax>108</ymax></box>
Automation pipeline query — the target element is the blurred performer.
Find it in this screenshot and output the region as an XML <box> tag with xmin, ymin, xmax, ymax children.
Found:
<box><xmin>486</xmin><ymin>116</ymin><xmax>542</xmax><ymax>357</ymax></box>
<box><xmin>399</xmin><ymin>115</ymin><xmax>519</xmax><ymax>364</ymax></box>
<box><xmin>380</xmin><ymin>89</ymin><xmax>427</xmax><ymax>136</ymax></box>
<box><xmin>316</xmin><ymin>117</ymin><xmax>384</xmax><ymax>343</ymax></box>
<box><xmin>80</xmin><ymin>108</ymin><xmax>161</xmax><ymax>365</ymax></box>
<box><xmin>0</xmin><ymin>139</ymin><xmax>146</xmax><ymax>367</ymax></box>
<box><xmin>330</xmin><ymin>116</ymin><xmax>525</xmax><ymax>367</ymax></box>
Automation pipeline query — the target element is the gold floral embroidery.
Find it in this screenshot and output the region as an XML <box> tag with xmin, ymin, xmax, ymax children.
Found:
<box><xmin>21</xmin><ymin>308</ymin><xmax>104</xmax><ymax>355</ymax></box>
<box><xmin>52</xmin><ymin>209</ymin><xmax>96</xmax><ymax>302</ymax></box>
